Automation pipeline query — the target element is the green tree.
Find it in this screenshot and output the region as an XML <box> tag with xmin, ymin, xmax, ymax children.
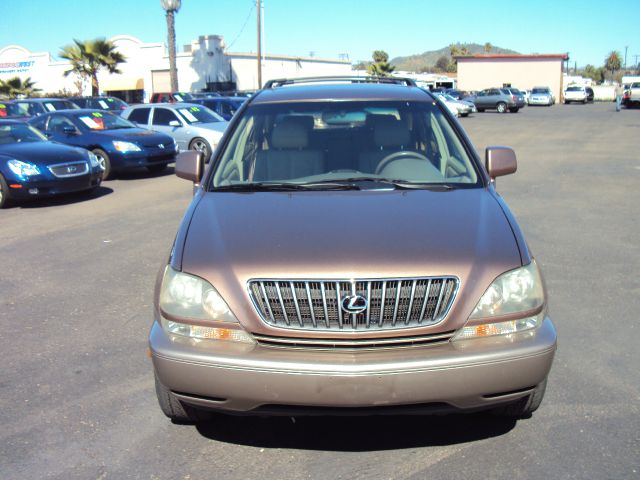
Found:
<box><xmin>484</xmin><ymin>42</ymin><xmax>493</xmax><ymax>53</ymax></box>
<box><xmin>367</xmin><ymin>50</ymin><xmax>394</xmax><ymax>77</ymax></box>
<box><xmin>435</xmin><ymin>55</ymin><xmax>449</xmax><ymax>72</ymax></box>
<box><xmin>0</xmin><ymin>76</ymin><xmax>40</xmax><ymax>98</ymax></box>
<box><xmin>605</xmin><ymin>51</ymin><xmax>622</xmax><ymax>76</ymax></box>
<box><xmin>59</xmin><ymin>38</ymin><xmax>126</xmax><ymax>96</ymax></box>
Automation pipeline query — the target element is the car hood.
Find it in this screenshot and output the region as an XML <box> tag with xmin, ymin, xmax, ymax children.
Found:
<box><xmin>178</xmin><ymin>188</ymin><xmax>523</xmax><ymax>335</ymax></box>
<box><xmin>0</xmin><ymin>141</ymin><xmax>88</xmax><ymax>164</ymax></box>
<box><xmin>89</xmin><ymin>128</ymin><xmax>172</xmax><ymax>144</ymax></box>
<box><xmin>193</xmin><ymin>122</ymin><xmax>229</xmax><ymax>135</ymax></box>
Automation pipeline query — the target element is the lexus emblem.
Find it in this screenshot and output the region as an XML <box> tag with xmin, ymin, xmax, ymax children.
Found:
<box><xmin>158</xmin><ymin>144</ymin><xmax>165</xmax><ymax>149</ymax></box>
<box><xmin>341</xmin><ymin>294</ymin><xmax>368</xmax><ymax>314</ymax></box>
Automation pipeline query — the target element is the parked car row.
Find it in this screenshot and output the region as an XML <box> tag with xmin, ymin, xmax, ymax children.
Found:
<box><xmin>0</xmin><ymin>95</ymin><xmax>242</xmax><ymax>207</ymax></box>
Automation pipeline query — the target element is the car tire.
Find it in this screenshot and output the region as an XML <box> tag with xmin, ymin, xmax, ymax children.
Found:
<box><xmin>509</xmin><ymin>107</ymin><xmax>519</xmax><ymax>113</ymax></box>
<box><xmin>189</xmin><ymin>137</ymin><xmax>212</xmax><ymax>163</ymax></box>
<box><xmin>154</xmin><ymin>373</ymin><xmax>211</xmax><ymax>423</ymax></box>
<box><xmin>491</xmin><ymin>377</ymin><xmax>548</xmax><ymax>418</ymax></box>
<box><xmin>496</xmin><ymin>102</ymin><xmax>507</xmax><ymax>113</ymax></box>
<box><xmin>477</xmin><ymin>108</ymin><xmax>485</xmax><ymax>113</ymax></box>
<box><xmin>92</xmin><ymin>148</ymin><xmax>112</xmax><ymax>180</ymax></box>
<box><xmin>147</xmin><ymin>163</ymin><xmax>168</xmax><ymax>174</ymax></box>
<box><xmin>0</xmin><ymin>173</ymin><xmax>12</xmax><ymax>209</ymax></box>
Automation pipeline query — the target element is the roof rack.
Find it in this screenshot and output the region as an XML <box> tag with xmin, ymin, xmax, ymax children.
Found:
<box><xmin>262</xmin><ymin>76</ymin><xmax>417</xmax><ymax>89</ymax></box>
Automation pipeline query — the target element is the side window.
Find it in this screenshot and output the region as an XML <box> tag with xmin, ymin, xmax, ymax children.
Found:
<box><xmin>128</xmin><ymin>107</ymin><xmax>151</xmax><ymax>125</ymax></box>
<box><xmin>48</xmin><ymin>115</ymin><xmax>77</xmax><ymax>134</ymax></box>
<box><xmin>152</xmin><ymin>108</ymin><xmax>179</xmax><ymax>126</ymax></box>
<box><xmin>13</xmin><ymin>102</ymin><xmax>31</xmax><ymax>116</ymax></box>
<box><xmin>29</xmin><ymin>115</ymin><xmax>48</xmax><ymax>131</ymax></box>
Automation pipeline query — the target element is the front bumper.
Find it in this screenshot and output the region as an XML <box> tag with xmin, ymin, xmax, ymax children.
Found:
<box><xmin>150</xmin><ymin>317</ymin><xmax>557</xmax><ymax>414</ymax></box>
<box><xmin>529</xmin><ymin>97</ymin><xmax>553</xmax><ymax>105</ymax></box>
<box><xmin>4</xmin><ymin>172</ymin><xmax>102</xmax><ymax>199</ymax></box>
<box><xmin>110</xmin><ymin>149</ymin><xmax>177</xmax><ymax>171</ymax></box>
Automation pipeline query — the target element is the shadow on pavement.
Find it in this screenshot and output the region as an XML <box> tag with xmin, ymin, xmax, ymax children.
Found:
<box><xmin>111</xmin><ymin>165</ymin><xmax>176</xmax><ymax>181</ymax></box>
<box><xmin>195</xmin><ymin>412</ymin><xmax>517</xmax><ymax>451</ymax></box>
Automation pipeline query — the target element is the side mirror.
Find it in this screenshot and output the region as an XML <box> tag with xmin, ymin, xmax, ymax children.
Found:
<box><xmin>485</xmin><ymin>146</ymin><xmax>517</xmax><ymax>180</ymax></box>
<box><xmin>63</xmin><ymin>125</ymin><xmax>77</xmax><ymax>135</ymax></box>
<box><xmin>175</xmin><ymin>150</ymin><xmax>204</xmax><ymax>186</ymax></box>
<box><xmin>169</xmin><ymin>120</ymin><xmax>181</xmax><ymax>127</ymax></box>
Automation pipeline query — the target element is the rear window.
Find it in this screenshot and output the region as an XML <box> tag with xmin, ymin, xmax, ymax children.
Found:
<box><xmin>566</xmin><ymin>86</ymin><xmax>583</xmax><ymax>92</ymax></box>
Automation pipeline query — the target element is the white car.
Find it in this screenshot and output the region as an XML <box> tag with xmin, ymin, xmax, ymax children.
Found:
<box><xmin>564</xmin><ymin>85</ymin><xmax>588</xmax><ymax>104</ymax></box>
<box><xmin>435</xmin><ymin>93</ymin><xmax>473</xmax><ymax>117</ymax></box>
<box><xmin>121</xmin><ymin>103</ymin><xmax>229</xmax><ymax>162</ymax></box>
<box><xmin>528</xmin><ymin>87</ymin><xmax>555</xmax><ymax>106</ymax></box>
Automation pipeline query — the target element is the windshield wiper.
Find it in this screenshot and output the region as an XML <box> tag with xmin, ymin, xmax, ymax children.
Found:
<box><xmin>309</xmin><ymin>177</ymin><xmax>458</xmax><ymax>191</ymax></box>
<box><xmin>212</xmin><ymin>182</ymin><xmax>359</xmax><ymax>192</ymax></box>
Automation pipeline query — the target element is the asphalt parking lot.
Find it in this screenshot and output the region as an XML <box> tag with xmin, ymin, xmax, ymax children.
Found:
<box><xmin>1</xmin><ymin>102</ymin><xmax>639</xmax><ymax>480</ymax></box>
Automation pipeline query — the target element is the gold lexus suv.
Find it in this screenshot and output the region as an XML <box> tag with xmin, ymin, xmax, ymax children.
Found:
<box><xmin>150</xmin><ymin>77</ymin><xmax>557</xmax><ymax>422</ymax></box>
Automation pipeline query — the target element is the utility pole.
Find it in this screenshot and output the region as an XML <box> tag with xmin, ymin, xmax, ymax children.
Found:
<box><xmin>624</xmin><ymin>45</ymin><xmax>628</xmax><ymax>69</ymax></box>
<box><xmin>256</xmin><ymin>0</ymin><xmax>262</xmax><ymax>89</ymax></box>
<box><xmin>634</xmin><ymin>54</ymin><xmax>640</xmax><ymax>73</ymax></box>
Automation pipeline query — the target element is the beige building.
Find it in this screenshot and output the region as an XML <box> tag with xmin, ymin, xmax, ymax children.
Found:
<box><xmin>455</xmin><ymin>54</ymin><xmax>569</xmax><ymax>103</ymax></box>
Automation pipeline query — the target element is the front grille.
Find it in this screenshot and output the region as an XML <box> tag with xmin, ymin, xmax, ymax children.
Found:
<box><xmin>253</xmin><ymin>331</ymin><xmax>456</xmax><ymax>349</ymax></box>
<box><xmin>48</xmin><ymin>161</ymin><xmax>89</xmax><ymax>178</ymax></box>
<box><xmin>248</xmin><ymin>277</ymin><xmax>458</xmax><ymax>332</ymax></box>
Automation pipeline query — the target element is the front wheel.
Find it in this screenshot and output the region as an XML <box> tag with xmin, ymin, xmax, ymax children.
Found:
<box><xmin>491</xmin><ymin>377</ymin><xmax>548</xmax><ymax>418</ymax></box>
<box><xmin>508</xmin><ymin>107</ymin><xmax>519</xmax><ymax>113</ymax></box>
<box><xmin>496</xmin><ymin>102</ymin><xmax>507</xmax><ymax>113</ymax></box>
<box><xmin>0</xmin><ymin>173</ymin><xmax>11</xmax><ymax>208</ymax></box>
<box><xmin>92</xmin><ymin>148</ymin><xmax>112</xmax><ymax>180</ymax></box>
<box><xmin>155</xmin><ymin>374</ymin><xmax>210</xmax><ymax>423</ymax></box>
<box><xmin>189</xmin><ymin>137</ymin><xmax>212</xmax><ymax>163</ymax></box>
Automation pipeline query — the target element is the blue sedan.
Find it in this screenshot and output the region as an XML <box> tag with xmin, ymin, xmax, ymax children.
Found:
<box><xmin>191</xmin><ymin>97</ymin><xmax>246</xmax><ymax>121</ymax></box>
<box><xmin>28</xmin><ymin>109</ymin><xmax>178</xmax><ymax>179</ymax></box>
<box><xmin>0</xmin><ymin>120</ymin><xmax>103</xmax><ymax>208</ymax></box>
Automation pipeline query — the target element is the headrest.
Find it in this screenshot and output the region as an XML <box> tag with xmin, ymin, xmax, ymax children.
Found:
<box><xmin>271</xmin><ymin>116</ymin><xmax>312</xmax><ymax>149</ymax></box>
<box><xmin>373</xmin><ymin>117</ymin><xmax>411</xmax><ymax>148</ymax></box>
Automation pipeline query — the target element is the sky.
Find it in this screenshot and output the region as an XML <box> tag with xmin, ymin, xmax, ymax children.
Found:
<box><xmin>1</xmin><ymin>0</ymin><xmax>638</xmax><ymax>68</ymax></box>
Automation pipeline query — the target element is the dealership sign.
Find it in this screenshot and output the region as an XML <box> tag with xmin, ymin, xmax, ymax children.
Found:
<box><xmin>0</xmin><ymin>60</ymin><xmax>35</xmax><ymax>75</ymax></box>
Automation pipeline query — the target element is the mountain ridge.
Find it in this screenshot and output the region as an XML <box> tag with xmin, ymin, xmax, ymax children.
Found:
<box><xmin>390</xmin><ymin>43</ymin><xmax>520</xmax><ymax>72</ymax></box>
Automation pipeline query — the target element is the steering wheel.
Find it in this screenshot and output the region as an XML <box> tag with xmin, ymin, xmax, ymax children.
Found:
<box><xmin>374</xmin><ymin>151</ymin><xmax>430</xmax><ymax>175</ymax></box>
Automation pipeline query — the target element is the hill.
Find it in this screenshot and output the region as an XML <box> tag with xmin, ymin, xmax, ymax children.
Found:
<box><xmin>390</xmin><ymin>43</ymin><xmax>520</xmax><ymax>72</ymax></box>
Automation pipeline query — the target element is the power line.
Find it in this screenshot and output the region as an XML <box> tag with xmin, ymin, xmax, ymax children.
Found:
<box><xmin>227</xmin><ymin>2</ymin><xmax>255</xmax><ymax>51</ymax></box>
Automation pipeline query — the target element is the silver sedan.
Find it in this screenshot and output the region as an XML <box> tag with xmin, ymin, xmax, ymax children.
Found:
<box><xmin>121</xmin><ymin>103</ymin><xmax>229</xmax><ymax>161</ymax></box>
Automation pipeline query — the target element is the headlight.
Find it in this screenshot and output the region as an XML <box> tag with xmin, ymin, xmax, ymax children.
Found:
<box><xmin>454</xmin><ymin>261</ymin><xmax>545</xmax><ymax>340</ymax></box>
<box><xmin>87</xmin><ymin>151</ymin><xmax>102</xmax><ymax>169</ymax></box>
<box><xmin>158</xmin><ymin>266</ymin><xmax>253</xmax><ymax>342</ymax></box>
<box><xmin>8</xmin><ymin>159</ymin><xmax>40</xmax><ymax>177</ymax></box>
<box><xmin>113</xmin><ymin>140</ymin><xmax>141</xmax><ymax>152</ymax></box>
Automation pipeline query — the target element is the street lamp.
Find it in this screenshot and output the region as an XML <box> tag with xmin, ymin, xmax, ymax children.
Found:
<box><xmin>161</xmin><ymin>0</ymin><xmax>181</xmax><ymax>93</ymax></box>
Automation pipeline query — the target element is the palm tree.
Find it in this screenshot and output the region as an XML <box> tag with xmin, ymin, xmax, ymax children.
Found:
<box><xmin>161</xmin><ymin>0</ymin><xmax>182</xmax><ymax>92</ymax></box>
<box><xmin>367</xmin><ymin>50</ymin><xmax>394</xmax><ymax>77</ymax></box>
<box><xmin>59</xmin><ymin>38</ymin><xmax>126</xmax><ymax>96</ymax></box>
<box><xmin>484</xmin><ymin>42</ymin><xmax>493</xmax><ymax>53</ymax></box>
<box><xmin>0</xmin><ymin>76</ymin><xmax>41</xmax><ymax>98</ymax></box>
<box><xmin>605</xmin><ymin>51</ymin><xmax>622</xmax><ymax>77</ymax></box>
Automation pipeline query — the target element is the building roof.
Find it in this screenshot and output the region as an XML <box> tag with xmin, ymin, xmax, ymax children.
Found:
<box><xmin>454</xmin><ymin>54</ymin><xmax>569</xmax><ymax>60</ymax></box>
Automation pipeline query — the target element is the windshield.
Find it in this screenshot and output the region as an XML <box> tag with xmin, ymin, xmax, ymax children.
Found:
<box><xmin>0</xmin><ymin>123</ymin><xmax>47</xmax><ymax>144</ymax></box>
<box><xmin>173</xmin><ymin>92</ymin><xmax>194</xmax><ymax>102</ymax></box>
<box><xmin>566</xmin><ymin>86</ymin><xmax>583</xmax><ymax>91</ymax></box>
<box><xmin>176</xmin><ymin>105</ymin><xmax>224</xmax><ymax>124</ymax></box>
<box><xmin>210</xmin><ymin>100</ymin><xmax>480</xmax><ymax>190</ymax></box>
<box><xmin>77</xmin><ymin>111</ymin><xmax>136</xmax><ymax>130</ymax></box>
<box><xmin>42</xmin><ymin>100</ymin><xmax>79</xmax><ymax>112</ymax></box>
<box><xmin>95</xmin><ymin>97</ymin><xmax>127</xmax><ymax>110</ymax></box>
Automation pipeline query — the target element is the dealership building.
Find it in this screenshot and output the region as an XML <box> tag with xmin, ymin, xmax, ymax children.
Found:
<box><xmin>455</xmin><ymin>54</ymin><xmax>569</xmax><ymax>102</ymax></box>
<box><xmin>0</xmin><ymin>34</ymin><xmax>352</xmax><ymax>102</ymax></box>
